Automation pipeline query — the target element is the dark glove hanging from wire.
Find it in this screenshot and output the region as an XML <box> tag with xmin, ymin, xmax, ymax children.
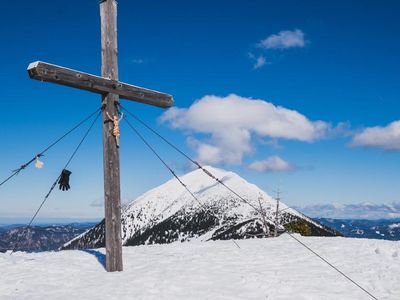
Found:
<box><xmin>58</xmin><ymin>169</ymin><xmax>72</xmax><ymax>191</ymax></box>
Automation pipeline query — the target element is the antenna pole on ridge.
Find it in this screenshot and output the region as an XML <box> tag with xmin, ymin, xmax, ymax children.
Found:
<box><xmin>257</xmin><ymin>194</ymin><xmax>270</xmax><ymax>237</ymax></box>
<box><xmin>274</xmin><ymin>188</ymin><xmax>281</xmax><ymax>237</ymax></box>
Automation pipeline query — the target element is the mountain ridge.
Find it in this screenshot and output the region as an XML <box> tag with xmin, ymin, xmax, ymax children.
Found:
<box><xmin>62</xmin><ymin>166</ymin><xmax>340</xmax><ymax>250</ymax></box>
<box><xmin>296</xmin><ymin>202</ymin><xmax>400</xmax><ymax>219</ymax></box>
<box><xmin>0</xmin><ymin>223</ymin><xmax>96</xmax><ymax>253</ymax></box>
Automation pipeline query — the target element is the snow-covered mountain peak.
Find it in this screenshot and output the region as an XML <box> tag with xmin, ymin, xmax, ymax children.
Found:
<box><xmin>62</xmin><ymin>166</ymin><xmax>340</xmax><ymax>250</ymax></box>
<box><xmin>130</xmin><ymin>165</ymin><xmax>255</xmax><ymax>204</ymax></box>
<box><xmin>122</xmin><ymin>165</ymin><xmax>281</xmax><ymax>231</ymax></box>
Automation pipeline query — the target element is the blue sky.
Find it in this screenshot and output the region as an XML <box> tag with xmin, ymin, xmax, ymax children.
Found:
<box><xmin>1</xmin><ymin>0</ymin><xmax>400</xmax><ymax>220</ymax></box>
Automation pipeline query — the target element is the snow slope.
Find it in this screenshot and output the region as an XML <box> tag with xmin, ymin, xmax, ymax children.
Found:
<box><xmin>63</xmin><ymin>166</ymin><xmax>339</xmax><ymax>250</ymax></box>
<box><xmin>2</xmin><ymin>236</ymin><xmax>399</xmax><ymax>299</ymax></box>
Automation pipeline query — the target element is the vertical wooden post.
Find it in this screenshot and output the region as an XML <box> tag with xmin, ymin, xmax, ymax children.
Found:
<box><xmin>100</xmin><ymin>0</ymin><xmax>123</xmax><ymax>272</ymax></box>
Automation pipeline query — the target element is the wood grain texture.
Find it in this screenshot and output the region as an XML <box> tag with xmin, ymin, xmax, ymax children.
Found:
<box><xmin>27</xmin><ymin>61</ymin><xmax>173</xmax><ymax>108</ymax></box>
<box><xmin>101</xmin><ymin>0</ymin><xmax>123</xmax><ymax>272</ymax></box>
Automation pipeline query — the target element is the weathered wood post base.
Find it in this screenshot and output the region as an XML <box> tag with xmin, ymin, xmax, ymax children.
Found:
<box><xmin>101</xmin><ymin>0</ymin><xmax>123</xmax><ymax>272</ymax></box>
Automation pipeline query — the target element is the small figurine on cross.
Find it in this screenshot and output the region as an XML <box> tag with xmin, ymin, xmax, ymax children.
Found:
<box><xmin>106</xmin><ymin>111</ymin><xmax>123</xmax><ymax>147</ymax></box>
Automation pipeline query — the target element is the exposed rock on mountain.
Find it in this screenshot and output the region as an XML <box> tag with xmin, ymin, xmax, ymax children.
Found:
<box><xmin>62</xmin><ymin>166</ymin><xmax>340</xmax><ymax>250</ymax></box>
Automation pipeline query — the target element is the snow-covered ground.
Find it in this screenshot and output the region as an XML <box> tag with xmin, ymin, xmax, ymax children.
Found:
<box><xmin>1</xmin><ymin>236</ymin><xmax>399</xmax><ymax>300</ymax></box>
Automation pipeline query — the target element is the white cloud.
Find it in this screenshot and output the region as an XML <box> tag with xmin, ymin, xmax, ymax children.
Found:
<box><xmin>248</xmin><ymin>53</ymin><xmax>267</xmax><ymax>69</ymax></box>
<box><xmin>351</xmin><ymin>120</ymin><xmax>400</xmax><ymax>150</ymax></box>
<box><xmin>248</xmin><ymin>156</ymin><xmax>295</xmax><ymax>173</ymax></box>
<box><xmin>258</xmin><ymin>29</ymin><xmax>306</xmax><ymax>49</ymax></box>
<box><xmin>131</xmin><ymin>58</ymin><xmax>145</xmax><ymax>64</ymax></box>
<box><xmin>160</xmin><ymin>94</ymin><xmax>330</xmax><ymax>165</ymax></box>
<box><xmin>254</xmin><ymin>55</ymin><xmax>266</xmax><ymax>69</ymax></box>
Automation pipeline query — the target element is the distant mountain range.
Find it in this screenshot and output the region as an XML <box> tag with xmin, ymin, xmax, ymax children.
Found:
<box><xmin>3</xmin><ymin>217</ymin><xmax>398</xmax><ymax>253</ymax></box>
<box><xmin>316</xmin><ymin>218</ymin><xmax>400</xmax><ymax>240</ymax></box>
<box><xmin>295</xmin><ymin>202</ymin><xmax>400</xmax><ymax>219</ymax></box>
<box><xmin>0</xmin><ymin>223</ymin><xmax>96</xmax><ymax>253</ymax></box>
<box><xmin>62</xmin><ymin>166</ymin><xmax>340</xmax><ymax>250</ymax></box>
<box><xmin>3</xmin><ymin>168</ymin><xmax>399</xmax><ymax>253</ymax></box>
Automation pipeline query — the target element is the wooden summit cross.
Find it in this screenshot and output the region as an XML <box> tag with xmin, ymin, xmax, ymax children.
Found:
<box><xmin>27</xmin><ymin>0</ymin><xmax>173</xmax><ymax>272</ymax></box>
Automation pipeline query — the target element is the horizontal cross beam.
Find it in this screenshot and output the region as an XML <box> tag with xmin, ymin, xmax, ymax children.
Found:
<box><xmin>27</xmin><ymin>61</ymin><xmax>173</xmax><ymax>108</ymax></box>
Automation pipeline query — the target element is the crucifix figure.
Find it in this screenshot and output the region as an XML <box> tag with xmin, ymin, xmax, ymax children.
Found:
<box><xmin>27</xmin><ymin>0</ymin><xmax>173</xmax><ymax>272</ymax></box>
<box><xmin>106</xmin><ymin>112</ymin><xmax>123</xmax><ymax>147</ymax></box>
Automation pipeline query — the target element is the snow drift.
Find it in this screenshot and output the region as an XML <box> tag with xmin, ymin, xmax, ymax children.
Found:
<box><xmin>4</xmin><ymin>237</ymin><xmax>399</xmax><ymax>299</ymax></box>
